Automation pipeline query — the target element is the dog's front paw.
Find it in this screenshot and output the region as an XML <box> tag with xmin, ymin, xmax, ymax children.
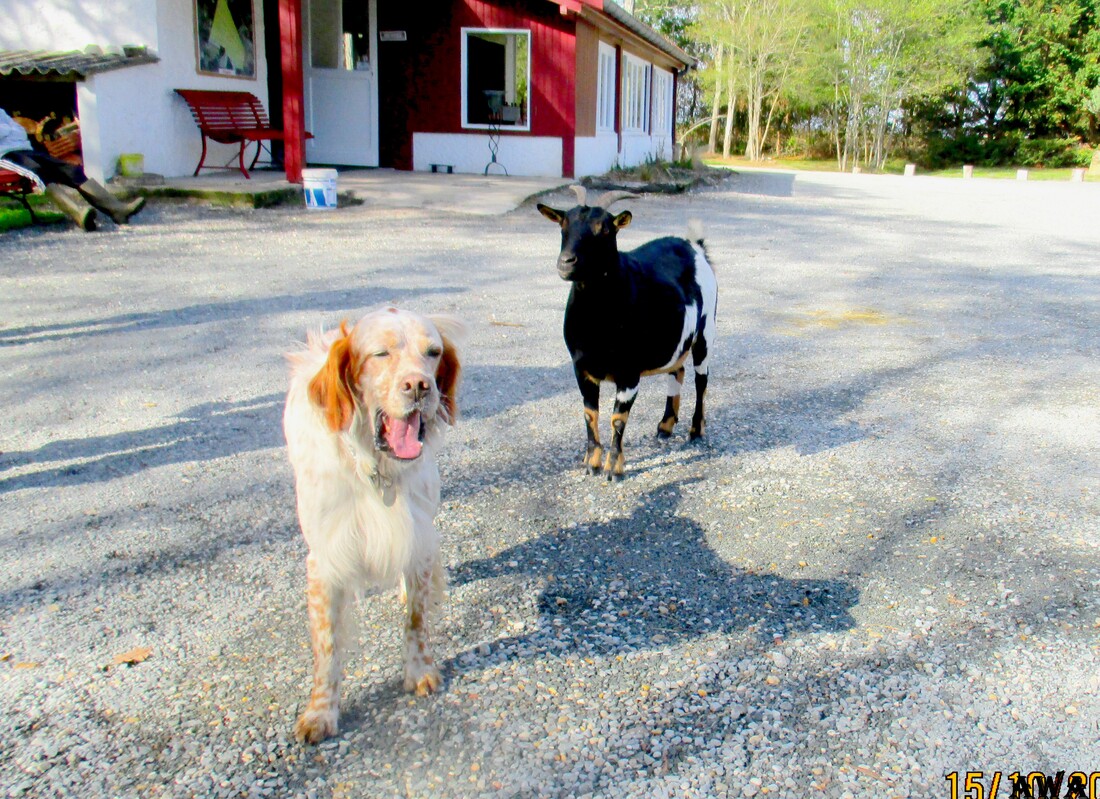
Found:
<box><xmin>404</xmin><ymin>663</ymin><xmax>442</xmax><ymax>696</ymax></box>
<box><xmin>295</xmin><ymin>706</ymin><xmax>338</xmax><ymax>744</ymax></box>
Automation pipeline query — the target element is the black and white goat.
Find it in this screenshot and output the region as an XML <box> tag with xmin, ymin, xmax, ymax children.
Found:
<box><xmin>537</xmin><ymin>185</ymin><xmax>717</xmax><ymax>480</ymax></box>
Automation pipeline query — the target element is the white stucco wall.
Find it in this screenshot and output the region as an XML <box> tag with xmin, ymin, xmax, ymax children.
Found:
<box><xmin>0</xmin><ymin>0</ymin><xmax>159</xmax><ymax>52</ymax></box>
<box><xmin>619</xmin><ymin>131</ymin><xmax>672</xmax><ymax>170</ymax></box>
<box><xmin>413</xmin><ymin>132</ymin><xmax>562</xmax><ymax>177</ymax></box>
<box><xmin>3</xmin><ymin>0</ymin><xmax>270</xmax><ymax>181</ymax></box>
<box><xmin>575</xmin><ymin>132</ymin><xmax>618</xmax><ymax>178</ymax></box>
<box><xmin>575</xmin><ymin>132</ymin><xmax>674</xmax><ymax>179</ymax></box>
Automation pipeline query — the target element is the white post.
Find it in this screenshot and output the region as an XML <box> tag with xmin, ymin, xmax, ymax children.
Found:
<box><xmin>1016</xmin><ymin>169</ymin><xmax>1028</xmax><ymax>181</ymax></box>
<box><xmin>904</xmin><ymin>163</ymin><xmax>916</xmax><ymax>177</ymax></box>
<box><xmin>1071</xmin><ymin>168</ymin><xmax>1086</xmax><ymax>182</ymax></box>
<box><xmin>962</xmin><ymin>165</ymin><xmax>974</xmax><ymax>179</ymax></box>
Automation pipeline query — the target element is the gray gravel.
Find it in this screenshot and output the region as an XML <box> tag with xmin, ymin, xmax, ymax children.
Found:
<box><xmin>1</xmin><ymin>169</ymin><xmax>1098</xmax><ymax>798</ymax></box>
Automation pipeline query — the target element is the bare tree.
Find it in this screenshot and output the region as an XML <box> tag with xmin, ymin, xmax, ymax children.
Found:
<box><xmin>824</xmin><ymin>0</ymin><xmax>982</xmax><ymax>170</ymax></box>
<box><xmin>696</xmin><ymin>0</ymin><xmax>818</xmax><ymax>161</ymax></box>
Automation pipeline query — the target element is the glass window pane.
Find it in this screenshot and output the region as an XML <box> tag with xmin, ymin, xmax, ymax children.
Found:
<box><xmin>465</xmin><ymin>30</ymin><xmax>529</xmax><ymax>127</ymax></box>
<box><xmin>310</xmin><ymin>0</ymin><xmax>340</xmax><ymax>69</ymax></box>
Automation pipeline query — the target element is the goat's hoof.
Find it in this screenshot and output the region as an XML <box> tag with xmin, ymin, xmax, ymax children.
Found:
<box><xmin>584</xmin><ymin>447</ymin><xmax>604</xmax><ymax>474</ymax></box>
<box><xmin>606</xmin><ymin>470</ymin><xmax>625</xmax><ymax>482</ymax></box>
<box><xmin>688</xmin><ymin>431</ymin><xmax>704</xmax><ymax>443</ymax></box>
<box><xmin>656</xmin><ymin>428</ymin><xmax>673</xmax><ymax>440</ymax></box>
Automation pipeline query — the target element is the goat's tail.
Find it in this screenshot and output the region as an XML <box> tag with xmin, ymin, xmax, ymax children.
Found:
<box><xmin>686</xmin><ymin>219</ymin><xmax>705</xmax><ymax>247</ymax></box>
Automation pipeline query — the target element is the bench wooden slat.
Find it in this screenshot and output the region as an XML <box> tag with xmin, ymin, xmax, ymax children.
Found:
<box><xmin>174</xmin><ymin>89</ymin><xmax>311</xmax><ymax>178</ymax></box>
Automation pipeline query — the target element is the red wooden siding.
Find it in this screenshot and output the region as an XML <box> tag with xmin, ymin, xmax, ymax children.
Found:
<box><xmin>377</xmin><ymin>0</ymin><xmax>577</xmax><ymax>174</ymax></box>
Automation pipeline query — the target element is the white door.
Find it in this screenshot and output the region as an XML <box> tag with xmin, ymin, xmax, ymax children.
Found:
<box><xmin>305</xmin><ymin>0</ymin><xmax>379</xmax><ymax>166</ymax></box>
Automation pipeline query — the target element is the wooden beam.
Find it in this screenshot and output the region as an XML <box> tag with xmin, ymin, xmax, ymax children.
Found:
<box><xmin>278</xmin><ymin>0</ymin><xmax>305</xmax><ymax>183</ymax></box>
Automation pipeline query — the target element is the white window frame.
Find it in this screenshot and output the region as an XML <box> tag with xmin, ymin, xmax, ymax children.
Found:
<box><xmin>621</xmin><ymin>52</ymin><xmax>651</xmax><ymax>133</ymax></box>
<box><xmin>651</xmin><ymin>67</ymin><xmax>674</xmax><ymax>137</ymax></box>
<box><xmin>597</xmin><ymin>41</ymin><xmax>617</xmax><ymax>132</ymax></box>
<box><xmin>460</xmin><ymin>27</ymin><xmax>532</xmax><ymax>132</ymax></box>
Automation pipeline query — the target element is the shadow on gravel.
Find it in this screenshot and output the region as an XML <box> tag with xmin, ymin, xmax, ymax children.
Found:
<box><xmin>0</xmin><ymin>394</ymin><xmax>284</xmax><ymax>494</ymax></box>
<box><xmin>0</xmin><ymin>285</ymin><xmax>462</xmax><ymax>348</ymax></box>
<box><xmin>721</xmin><ymin>170</ymin><xmax>797</xmax><ymax>198</ymax></box>
<box><xmin>458</xmin><ymin>364</ymin><xmax>572</xmax><ymax>420</ymax></box>
<box><xmin>446</xmin><ymin>481</ymin><xmax>858</xmax><ymax>667</ymax></box>
<box><xmin>706</xmin><ymin>364</ymin><xmax>920</xmax><ymax>457</ymax></box>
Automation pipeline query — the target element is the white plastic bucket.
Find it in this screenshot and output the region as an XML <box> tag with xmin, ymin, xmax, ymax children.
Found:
<box><xmin>302</xmin><ymin>168</ymin><xmax>338</xmax><ymax>210</ymax></box>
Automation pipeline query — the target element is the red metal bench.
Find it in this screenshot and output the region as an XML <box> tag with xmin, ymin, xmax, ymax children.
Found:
<box><xmin>0</xmin><ymin>167</ymin><xmax>41</xmax><ymax>223</ymax></box>
<box><xmin>175</xmin><ymin>89</ymin><xmax>312</xmax><ymax>179</ymax></box>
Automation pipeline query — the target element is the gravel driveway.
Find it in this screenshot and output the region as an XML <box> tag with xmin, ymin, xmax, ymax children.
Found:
<box><xmin>1</xmin><ymin>169</ymin><xmax>1098</xmax><ymax>798</ymax></box>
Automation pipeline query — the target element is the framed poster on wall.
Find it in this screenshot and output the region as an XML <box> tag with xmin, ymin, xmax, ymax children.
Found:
<box><xmin>194</xmin><ymin>0</ymin><xmax>256</xmax><ymax>78</ymax></box>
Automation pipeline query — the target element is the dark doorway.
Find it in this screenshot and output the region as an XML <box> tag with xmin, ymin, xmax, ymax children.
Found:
<box><xmin>465</xmin><ymin>34</ymin><xmax>504</xmax><ymax>126</ymax></box>
<box><xmin>262</xmin><ymin>0</ymin><xmax>284</xmax><ymax>166</ymax></box>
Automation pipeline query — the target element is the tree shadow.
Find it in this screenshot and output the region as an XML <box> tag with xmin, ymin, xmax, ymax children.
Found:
<box><xmin>0</xmin><ymin>393</ymin><xmax>285</xmax><ymax>494</ymax></box>
<box><xmin>458</xmin><ymin>363</ymin><xmax>572</xmax><ymax>420</ymax></box>
<box><xmin>704</xmin><ymin>366</ymin><xmax>918</xmax><ymax>458</ymax></box>
<box><xmin>0</xmin><ymin>285</ymin><xmax>463</xmax><ymax>348</ymax></box>
<box><xmin>718</xmin><ymin>169</ymin><xmax>797</xmax><ymax>198</ymax></box>
<box><xmin>442</xmin><ymin>481</ymin><xmax>858</xmax><ymax>668</ymax></box>
<box><xmin>0</xmin><ymin>361</ymin><xmax>574</xmax><ymax>496</ymax></box>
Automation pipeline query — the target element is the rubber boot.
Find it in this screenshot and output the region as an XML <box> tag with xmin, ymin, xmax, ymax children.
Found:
<box><xmin>45</xmin><ymin>184</ymin><xmax>97</xmax><ymax>231</ymax></box>
<box><xmin>76</xmin><ymin>179</ymin><xmax>145</xmax><ymax>224</ymax></box>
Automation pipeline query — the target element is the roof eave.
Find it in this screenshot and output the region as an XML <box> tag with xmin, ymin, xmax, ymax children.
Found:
<box><xmin>600</xmin><ymin>0</ymin><xmax>694</xmax><ymax>68</ymax></box>
<box><xmin>0</xmin><ymin>48</ymin><xmax>159</xmax><ymax>81</ymax></box>
<box><xmin>548</xmin><ymin>0</ymin><xmax>694</xmax><ymax>69</ymax></box>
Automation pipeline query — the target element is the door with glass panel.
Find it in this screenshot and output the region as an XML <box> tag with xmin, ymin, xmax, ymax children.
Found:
<box><xmin>305</xmin><ymin>0</ymin><xmax>378</xmax><ymax>166</ymax></box>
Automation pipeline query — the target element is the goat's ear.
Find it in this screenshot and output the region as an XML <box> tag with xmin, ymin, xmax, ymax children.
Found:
<box><xmin>307</xmin><ymin>322</ymin><xmax>357</xmax><ymax>432</ymax></box>
<box><xmin>612</xmin><ymin>210</ymin><xmax>632</xmax><ymax>229</ymax></box>
<box><xmin>537</xmin><ymin>203</ymin><xmax>565</xmax><ymax>225</ymax></box>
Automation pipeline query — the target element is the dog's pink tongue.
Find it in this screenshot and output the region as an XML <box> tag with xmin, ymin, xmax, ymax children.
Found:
<box><xmin>384</xmin><ymin>411</ymin><xmax>422</xmax><ymax>459</ymax></box>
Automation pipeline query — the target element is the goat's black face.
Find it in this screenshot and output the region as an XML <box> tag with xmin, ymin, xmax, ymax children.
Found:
<box><xmin>537</xmin><ymin>203</ymin><xmax>632</xmax><ymax>282</ymax></box>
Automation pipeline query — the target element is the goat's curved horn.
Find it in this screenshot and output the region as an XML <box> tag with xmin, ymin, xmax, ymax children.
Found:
<box><xmin>593</xmin><ymin>190</ymin><xmax>640</xmax><ymax>209</ymax></box>
<box><xmin>569</xmin><ymin>184</ymin><xmax>588</xmax><ymax>206</ymax></box>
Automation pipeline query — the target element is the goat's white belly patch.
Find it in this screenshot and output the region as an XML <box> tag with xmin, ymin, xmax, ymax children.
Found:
<box><xmin>655</xmin><ymin>301</ymin><xmax>697</xmax><ymax>372</ymax></box>
<box><xmin>615</xmin><ymin>385</ymin><xmax>639</xmax><ymax>403</ymax></box>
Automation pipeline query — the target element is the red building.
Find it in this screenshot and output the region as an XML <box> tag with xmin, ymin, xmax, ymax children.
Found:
<box><xmin>277</xmin><ymin>0</ymin><xmax>692</xmax><ymax>181</ymax></box>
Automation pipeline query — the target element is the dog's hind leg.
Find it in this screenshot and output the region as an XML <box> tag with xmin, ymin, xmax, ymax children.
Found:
<box><xmin>295</xmin><ymin>555</ymin><xmax>349</xmax><ymax>743</ymax></box>
<box><xmin>403</xmin><ymin>558</ymin><xmax>444</xmax><ymax>696</ymax></box>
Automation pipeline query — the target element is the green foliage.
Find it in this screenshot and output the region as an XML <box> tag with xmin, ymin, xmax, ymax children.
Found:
<box><xmin>778</xmin><ymin>129</ymin><xmax>836</xmax><ymax>160</ymax></box>
<box><xmin>1014</xmin><ymin>137</ymin><xmax>1094</xmax><ymax>166</ymax></box>
<box><xmin>825</xmin><ymin>0</ymin><xmax>986</xmax><ymax>168</ymax></box>
<box><xmin>635</xmin><ymin>0</ymin><xmax>708</xmax><ymax>122</ymax></box>
<box><xmin>913</xmin><ymin>131</ymin><xmax>1092</xmax><ymax>168</ymax></box>
<box><xmin>1087</xmin><ymin>84</ymin><xmax>1100</xmax><ymax>118</ymax></box>
<box><xmin>977</xmin><ymin>0</ymin><xmax>1100</xmax><ymax>139</ymax></box>
<box><xmin>675</xmin><ymin>0</ymin><xmax>1100</xmax><ymax>166</ymax></box>
<box><xmin>917</xmin><ymin>131</ymin><xmax>1022</xmax><ymax>168</ymax></box>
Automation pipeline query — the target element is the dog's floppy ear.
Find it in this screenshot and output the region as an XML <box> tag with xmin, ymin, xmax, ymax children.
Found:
<box><xmin>308</xmin><ymin>321</ymin><xmax>358</xmax><ymax>432</ymax></box>
<box><xmin>429</xmin><ymin>315</ymin><xmax>465</xmax><ymax>425</ymax></box>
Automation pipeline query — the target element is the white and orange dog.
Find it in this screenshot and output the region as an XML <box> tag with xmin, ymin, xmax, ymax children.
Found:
<box><xmin>283</xmin><ymin>307</ymin><xmax>464</xmax><ymax>743</ymax></box>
